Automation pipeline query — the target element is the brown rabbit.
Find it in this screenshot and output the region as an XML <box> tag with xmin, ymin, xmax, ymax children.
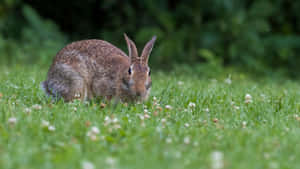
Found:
<box><xmin>41</xmin><ymin>34</ymin><xmax>156</xmax><ymax>102</ymax></box>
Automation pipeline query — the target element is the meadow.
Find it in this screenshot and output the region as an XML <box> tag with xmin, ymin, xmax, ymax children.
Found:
<box><xmin>1</xmin><ymin>65</ymin><xmax>300</xmax><ymax>169</ymax></box>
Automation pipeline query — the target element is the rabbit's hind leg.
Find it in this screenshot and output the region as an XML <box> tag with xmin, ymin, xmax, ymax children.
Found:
<box><xmin>44</xmin><ymin>64</ymin><xmax>87</xmax><ymax>102</ymax></box>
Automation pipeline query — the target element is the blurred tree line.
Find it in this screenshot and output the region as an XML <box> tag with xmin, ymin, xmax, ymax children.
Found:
<box><xmin>1</xmin><ymin>0</ymin><xmax>300</xmax><ymax>76</ymax></box>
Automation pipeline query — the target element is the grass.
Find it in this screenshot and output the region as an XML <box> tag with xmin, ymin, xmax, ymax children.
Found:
<box><xmin>1</xmin><ymin>65</ymin><xmax>300</xmax><ymax>169</ymax></box>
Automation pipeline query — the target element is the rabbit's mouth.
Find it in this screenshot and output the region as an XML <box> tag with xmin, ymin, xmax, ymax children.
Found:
<box><xmin>129</xmin><ymin>90</ymin><xmax>147</xmax><ymax>101</ymax></box>
<box><xmin>120</xmin><ymin>78</ymin><xmax>150</xmax><ymax>102</ymax></box>
<box><xmin>121</xmin><ymin>78</ymin><xmax>130</xmax><ymax>90</ymax></box>
<box><xmin>121</xmin><ymin>90</ymin><xmax>149</xmax><ymax>102</ymax></box>
<box><xmin>134</xmin><ymin>88</ymin><xmax>150</xmax><ymax>102</ymax></box>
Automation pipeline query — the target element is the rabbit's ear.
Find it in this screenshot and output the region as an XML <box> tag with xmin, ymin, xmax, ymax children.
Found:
<box><xmin>124</xmin><ymin>33</ymin><xmax>138</xmax><ymax>60</ymax></box>
<box><xmin>141</xmin><ymin>36</ymin><xmax>156</xmax><ymax>64</ymax></box>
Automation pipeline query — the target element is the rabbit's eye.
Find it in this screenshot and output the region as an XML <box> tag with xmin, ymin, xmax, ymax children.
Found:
<box><xmin>128</xmin><ymin>68</ymin><xmax>132</xmax><ymax>75</ymax></box>
<box><xmin>148</xmin><ymin>69</ymin><xmax>151</xmax><ymax>76</ymax></box>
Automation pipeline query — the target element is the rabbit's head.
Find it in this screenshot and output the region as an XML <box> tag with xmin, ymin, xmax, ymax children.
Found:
<box><xmin>120</xmin><ymin>34</ymin><xmax>156</xmax><ymax>101</ymax></box>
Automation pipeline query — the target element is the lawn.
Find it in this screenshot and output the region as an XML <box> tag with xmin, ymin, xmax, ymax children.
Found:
<box><xmin>0</xmin><ymin>65</ymin><xmax>300</xmax><ymax>169</ymax></box>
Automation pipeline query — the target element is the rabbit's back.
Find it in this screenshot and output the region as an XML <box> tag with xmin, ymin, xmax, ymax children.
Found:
<box><xmin>44</xmin><ymin>39</ymin><xmax>130</xmax><ymax>101</ymax></box>
<box><xmin>50</xmin><ymin>39</ymin><xmax>130</xmax><ymax>79</ymax></box>
<box><xmin>53</xmin><ymin>39</ymin><xmax>127</xmax><ymax>66</ymax></box>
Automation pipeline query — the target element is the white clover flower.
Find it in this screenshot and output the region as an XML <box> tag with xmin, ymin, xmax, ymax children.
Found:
<box><xmin>82</xmin><ymin>161</ymin><xmax>94</xmax><ymax>169</ymax></box>
<box><xmin>106</xmin><ymin>157</ymin><xmax>116</xmax><ymax>165</ymax></box>
<box><xmin>48</xmin><ymin>125</ymin><xmax>56</xmax><ymax>131</ymax></box>
<box><xmin>211</xmin><ymin>151</ymin><xmax>224</xmax><ymax>169</ymax></box>
<box><xmin>87</xmin><ymin>126</ymin><xmax>100</xmax><ymax>141</ymax></box>
<box><xmin>24</xmin><ymin>108</ymin><xmax>32</xmax><ymax>114</ymax></box>
<box><xmin>8</xmin><ymin>117</ymin><xmax>17</xmax><ymax>125</ymax></box>
<box><xmin>204</xmin><ymin>108</ymin><xmax>210</xmax><ymax>113</ymax></box>
<box><xmin>242</xmin><ymin>121</ymin><xmax>247</xmax><ymax>128</ymax></box>
<box><xmin>104</xmin><ymin>116</ymin><xmax>112</xmax><ymax>126</ymax></box>
<box><xmin>154</xmin><ymin>102</ymin><xmax>160</xmax><ymax>106</ymax></box>
<box><xmin>139</xmin><ymin>114</ymin><xmax>145</xmax><ymax>120</ymax></box>
<box><xmin>87</xmin><ymin>133</ymin><xmax>97</xmax><ymax>141</ymax></box>
<box><xmin>144</xmin><ymin>109</ymin><xmax>148</xmax><ymax>113</ymax></box>
<box><xmin>178</xmin><ymin>81</ymin><xmax>184</xmax><ymax>86</ymax></box>
<box><xmin>245</xmin><ymin>99</ymin><xmax>253</xmax><ymax>104</ymax></box>
<box><xmin>161</xmin><ymin>118</ymin><xmax>167</xmax><ymax>123</ymax></box>
<box><xmin>74</xmin><ymin>93</ymin><xmax>81</xmax><ymax>98</ymax></box>
<box><xmin>73</xmin><ymin>107</ymin><xmax>78</xmax><ymax>111</ymax></box>
<box><xmin>188</xmin><ymin>102</ymin><xmax>196</xmax><ymax>108</ymax></box>
<box><xmin>90</xmin><ymin>126</ymin><xmax>100</xmax><ymax>134</ymax></box>
<box><xmin>244</xmin><ymin>94</ymin><xmax>253</xmax><ymax>104</ymax></box>
<box><xmin>114</xmin><ymin>124</ymin><xmax>121</xmax><ymax>129</ymax></box>
<box><xmin>184</xmin><ymin>137</ymin><xmax>190</xmax><ymax>144</ymax></box>
<box><xmin>165</xmin><ymin>105</ymin><xmax>172</xmax><ymax>110</ymax></box>
<box><xmin>144</xmin><ymin>114</ymin><xmax>151</xmax><ymax>119</ymax></box>
<box><xmin>41</xmin><ymin>120</ymin><xmax>50</xmax><ymax>128</ymax></box>
<box><xmin>224</xmin><ymin>75</ymin><xmax>232</xmax><ymax>84</ymax></box>
<box><xmin>104</xmin><ymin>116</ymin><xmax>121</xmax><ymax>130</ymax></box>
<box><xmin>184</xmin><ymin>123</ymin><xmax>190</xmax><ymax>127</ymax></box>
<box><xmin>32</xmin><ymin>104</ymin><xmax>42</xmax><ymax>110</ymax></box>
<box><xmin>233</xmin><ymin>106</ymin><xmax>240</xmax><ymax>110</ymax></box>
<box><xmin>112</xmin><ymin>118</ymin><xmax>119</xmax><ymax>123</ymax></box>
<box><xmin>245</xmin><ymin>94</ymin><xmax>252</xmax><ymax>100</ymax></box>
<box><xmin>166</xmin><ymin>137</ymin><xmax>172</xmax><ymax>144</ymax></box>
<box><xmin>104</xmin><ymin>116</ymin><xmax>110</xmax><ymax>122</ymax></box>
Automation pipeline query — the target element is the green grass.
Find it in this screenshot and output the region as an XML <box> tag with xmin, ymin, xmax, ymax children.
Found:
<box><xmin>1</xmin><ymin>65</ymin><xmax>300</xmax><ymax>169</ymax></box>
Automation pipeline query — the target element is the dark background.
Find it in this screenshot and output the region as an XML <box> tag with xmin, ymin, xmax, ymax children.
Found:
<box><xmin>1</xmin><ymin>0</ymin><xmax>300</xmax><ymax>76</ymax></box>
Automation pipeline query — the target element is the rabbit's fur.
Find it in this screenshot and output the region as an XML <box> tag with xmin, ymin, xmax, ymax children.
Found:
<box><xmin>41</xmin><ymin>34</ymin><xmax>156</xmax><ymax>102</ymax></box>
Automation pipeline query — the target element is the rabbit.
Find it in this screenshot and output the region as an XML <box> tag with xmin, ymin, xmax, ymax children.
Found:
<box><xmin>41</xmin><ymin>34</ymin><xmax>156</xmax><ymax>102</ymax></box>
